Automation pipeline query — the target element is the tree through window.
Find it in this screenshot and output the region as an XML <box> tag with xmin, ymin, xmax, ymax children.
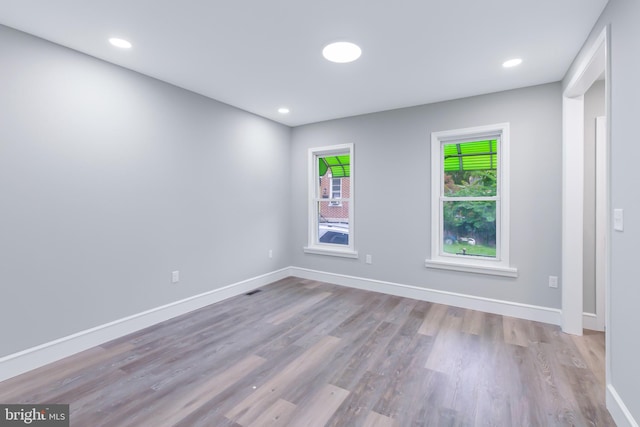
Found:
<box><xmin>427</xmin><ymin>123</ymin><xmax>516</xmax><ymax>277</ymax></box>
<box><xmin>442</xmin><ymin>139</ymin><xmax>498</xmax><ymax>257</ymax></box>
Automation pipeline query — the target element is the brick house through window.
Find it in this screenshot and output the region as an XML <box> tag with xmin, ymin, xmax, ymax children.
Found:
<box><xmin>319</xmin><ymin>170</ymin><xmax>350</xmax><ymax>223</ymax></box>
<box><xmin>306</xmin><ymin>145</ymin><xmax>354</xmax><ymax>254</ymax></box>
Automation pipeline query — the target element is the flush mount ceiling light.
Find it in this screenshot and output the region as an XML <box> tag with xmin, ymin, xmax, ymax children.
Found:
<box><xmin>109</xmin><ymin>38</ymin><xmax>132</xmax><ymax>49</ymax></box>
<box><xmin>322</xmin><ymin>41</ymin><xmax>362</xmax><ymax>63</ymax></box>
<box><xmin>278</xmin><ymin>107</ymin><xmax>290</xmax><ymax>114</ymax></box>
<box><xmin>502</xmin><ymin>58</ymin><xmax>523</xmax><ymax>68</ymax></box>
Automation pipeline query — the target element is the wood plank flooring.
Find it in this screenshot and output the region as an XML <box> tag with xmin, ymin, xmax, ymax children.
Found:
<box><xmin>0</xmin><ymin>277</ymin><xmax>615</xmax><ymax>426</ymax></box>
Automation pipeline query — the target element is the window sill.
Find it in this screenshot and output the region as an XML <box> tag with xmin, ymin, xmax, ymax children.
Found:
<box><xmin>424</xmin><ymin>259</ymin><xmax>518</xmax><ymax>277</ymax></box>
<box><xmin>304</xmin><ymin>246</ymin><xmax>359</xmax><ymax>259</ymax></box>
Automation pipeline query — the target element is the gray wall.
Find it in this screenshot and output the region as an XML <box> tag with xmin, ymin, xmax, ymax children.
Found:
<box><xmin>583</xmin><ymin>80</ymin><xmax>605</xmax><ymax>315</ymax></box>
<box><xmin>291</xmin><ymin>83</ymin><xmax>563</xmax><ymax>309</ymax></box>
<box><xmin>564</xmin><ymin>0</ymin><xmax>640</xmax><ymax>422</ymax></box>
<box><xmin>0</xmin><ymin>25</ymin><xmax>292</xmax><ymax>357</ymax></box>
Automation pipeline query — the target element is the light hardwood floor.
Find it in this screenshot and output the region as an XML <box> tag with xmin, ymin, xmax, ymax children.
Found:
<box><xmin>0</xmin><ymin>277</ymin><xmax>615</xmax><ymax>426</ymax></box>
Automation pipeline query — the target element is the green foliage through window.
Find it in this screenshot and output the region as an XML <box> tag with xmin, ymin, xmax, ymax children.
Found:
<box><xmin>442</xmin><ymin>140</ymin><xmax>498</xmax><ymax>257</ymax></box>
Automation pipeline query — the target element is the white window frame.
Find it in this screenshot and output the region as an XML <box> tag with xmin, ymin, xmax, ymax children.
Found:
<box><xmin>329</xmin><ymin>178</ymin><xmax>342</xmax><ymax>206</ymax></box>
<box><xmin>425</xmin><ymin>123</ymin><xmax>517</xmax><ymax>277</ymax></box>
<box><xmin>304</xmin><ymin>143</ymin><xmax>357</xmax><ymax>258</ymax></box>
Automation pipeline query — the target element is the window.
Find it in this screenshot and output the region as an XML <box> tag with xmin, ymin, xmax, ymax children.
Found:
<box><xmin>426</xmin><ymin>123</ymin><xmax>517</xmax><ymax>277</ymax></box>
<box><xmin>304</xmin><ymin>144</ymin><xmax>357</xmax><ymax>258</ymax></box>
<box><xmin>330</xmin><ymin>178</ymin><xmax>342</xmax><ymax>206</ymax></box>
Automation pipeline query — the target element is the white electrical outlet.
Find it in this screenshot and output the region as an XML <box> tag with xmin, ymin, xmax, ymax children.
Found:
<box><xmin>172</xmin><ymin>270</ymin><xmax>180</xmax><ymax>284</ymax></box>
<box><xmin>268</xmin><ymin>249</ymin><xmax>273</xmax><ymax>259</ymax></box>
<box><xmin>549</xmin><ymin>276</ymin><xmax>558</xmax><ymax>288</ymax></box>
<box><xmin>365</xmin><ymin>254</ymin><xmax>372</xmax><ymax>264</ymax></box>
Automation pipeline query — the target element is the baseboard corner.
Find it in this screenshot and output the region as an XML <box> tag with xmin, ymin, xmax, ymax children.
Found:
<box><xmin>607</xmin><ymin>384</ymin><xmax>640</xmax><ymax>427</ymax></box>
<box><xmin>0</xmin><ymin>267</ymin><xmax>292</xmax><ymax>383</ymax></box>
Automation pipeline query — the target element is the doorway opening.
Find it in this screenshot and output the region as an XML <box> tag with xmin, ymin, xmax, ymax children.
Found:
<box><xmin>583</xmin><ymin>84</ymin><xmax>606</xmax><ymax>332</ymax></box>
<box><xmin>561</xmin><ymin>25</ymin><xmax>610</xmax><ymax>377</ymax></box>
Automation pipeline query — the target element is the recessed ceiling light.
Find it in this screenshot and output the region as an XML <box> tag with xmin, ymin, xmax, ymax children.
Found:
<box><xmin>502</xmin><ymin>58</ymin><xmax>523</xmax><ymax>68</ymax></box>
<box><xmin>109</xmin><ymin>38</ymin><xmax>132</xmax><ymax>49</ymax></box>
<box><xmin>278</xmin><ymin>107</ymin><xmax>290</xmax><ymax>114</ymax></box>
<box><xmin>322</xmin><ymin>41</ymin><xmax>362</xmax><ymax>63</ymax></box>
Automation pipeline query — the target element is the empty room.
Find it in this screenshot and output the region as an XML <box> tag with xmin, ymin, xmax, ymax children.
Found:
<box><xmin>0</xmin><ymin>1</ymin><xmax>638</xmax><ymax>426</ymax></box>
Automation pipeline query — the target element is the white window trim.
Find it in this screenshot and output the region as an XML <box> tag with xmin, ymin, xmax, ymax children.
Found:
<box><xmin>304</xmin><ymin>143</ymin><xmax>357</xmax><ymax>258</ymax></box>
<box><xmin>425</xmin><ymin>123</ymin><xmax>517</xmax><ymax>277</ymax></box>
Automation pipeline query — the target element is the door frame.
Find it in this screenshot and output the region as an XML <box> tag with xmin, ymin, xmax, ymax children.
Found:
<box><xmin>561</xmin><ymin>26</ymin><xmax>610</xmax><ymax>376</ymax></box>
<box><xmin>562</xmin><ymin>26</ymin><xmax>608</xmax><ymax>335</ymax></box>
<box><xmin>594</xmin><ymin>115</ymin><xmax>607</xmax><ymax>332</ymax></box>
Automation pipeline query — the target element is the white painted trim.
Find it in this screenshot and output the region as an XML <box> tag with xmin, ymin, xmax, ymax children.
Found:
<box><xmin>424</xmin><ymin>259</ymin><xmax>518</xmax><ymax>277</ymax></box>
<box><xmin>562</xmin><ymin>27</ymin><xmax>608</xmax><ymax>337</ymax></box>
<box><xmin>290</xmin><ymin>267</ymin><xmax>561</xmax><ymax>325</ymax></box>
<box><xmin>582</xmin><ymin>312</ymin><xmax>600</xmax><ymax>331</ymax></box>
<box><xmin>602</xmin><ymin>24</ymin><xmax>613</xmax><ymax>409</ymax></box>
<box><xmin>563</xmin><ymin>27</ymin><xmax>621</xmax><ymax>422</ymax></box>
<box><xmin>595</xmin><ymin>116</ymin><xmax>607</xmax><ymax>332</ymax></box>
<box><xmin>607</xmin><ymin>384</ymin><xmax>640</xmax><ymax>427</ymax></box>
<box><xmin>565</xmin><ymin>29</ymin><xmax>607</xmax><ymax>98</ymax></box>
<box><xmin>562</xmin><ymin>94</ymin><xmax>585</xmax><ymax>336</ymax></box>
<box><xmin>303</xmin><ymin>247</ymin><xmax>358</xmax><ymax>258</ymax></box>
<box><xmin>0</xmin><ymin>268</ymin><xmax>291</xmax><ymax>383</ymax></box>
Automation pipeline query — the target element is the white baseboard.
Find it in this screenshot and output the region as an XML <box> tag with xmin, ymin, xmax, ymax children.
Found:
<box><xmin>0</xmin><ymin>266</ymin><xmax>566</xmax><ymax>383</ymax></box>
<box><xmin>607</xmin><ymin>384</ymin><xmax>639</xmax><ymax>427</ymax></box>
<box><xmin>4</xmin><ymin>266</ymin><xmax>634</xmax><ymax>425</ymax></box>
<box><xmin>0</xmin><ymin>268</ymin><xmax>291</xmax><ymax>383</ymax></box>
<box><xmin>289</xmin><ymin>267</ymin><xmax>562</xmax><ymax>325</ymax></box>
<box><xmin>582</xmin><ymin>312</ymin><xmax>602</xmax><ymax>331</ymax></box>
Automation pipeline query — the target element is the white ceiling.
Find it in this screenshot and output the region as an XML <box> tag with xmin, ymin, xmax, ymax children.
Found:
<box><xmin>0</xmin><ymin>0</ymin><xmax>608</xmax><ymax>126</ymax></box>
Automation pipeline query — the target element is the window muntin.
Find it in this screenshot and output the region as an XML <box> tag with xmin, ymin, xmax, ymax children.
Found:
<box><xmin>428</xmin><ymin>123</ymin><xmax>515</xmax><ymax>276</ymax></box>
<box><xmin>305</xmin><ymin>144</ymin><xmax>356</xmax><ymax>257</ymax></box>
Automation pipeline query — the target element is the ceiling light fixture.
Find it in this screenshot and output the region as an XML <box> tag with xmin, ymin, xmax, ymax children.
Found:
<box><xmin>322</xmin><ymin>41</ymin><xmax>362</xmax><ymax>63</ymax></box>
<box><xmin>502</xmin><ymin>58</ymin><xmax>522</xmax><ymax>68</ymax></box>
<box><xmin>109</xmin><ymin>38</ymin><xmax>132</xmax><ymax>49</ymax></box>
<box><xmin>278</xmin><ymin>107</ymin><xmax>290</xmax><ymax>114</ymax></box>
